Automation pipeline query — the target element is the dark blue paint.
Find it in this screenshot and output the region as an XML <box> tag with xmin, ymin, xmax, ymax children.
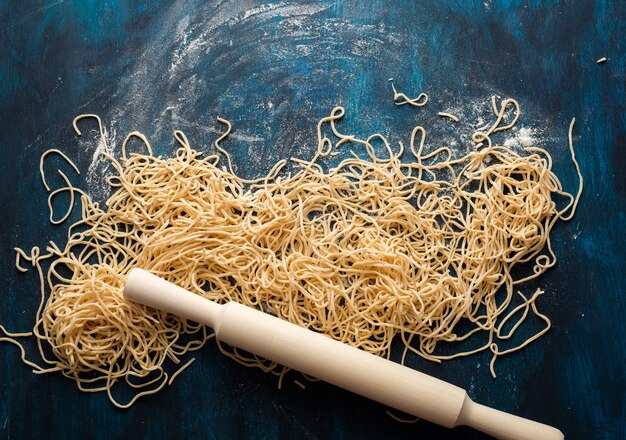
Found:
<box><xmin>1</xmin><ymin>1</ymin><xmax>624</xmax><ymax>439</ymax></box>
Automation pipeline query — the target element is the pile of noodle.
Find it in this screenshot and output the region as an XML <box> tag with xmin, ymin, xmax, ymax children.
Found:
<box><xmin>6</xmin><ymin>96</ymin><xmax>582</xmax><ymax>407</ymax></box>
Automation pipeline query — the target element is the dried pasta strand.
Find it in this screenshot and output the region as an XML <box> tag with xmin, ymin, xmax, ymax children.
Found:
<box><xmin>389</xmin><ymin>78</ymin><xmax>428</xmax><ymax>107</ymax></box>
<box><xmin>438</xmin><ymin>112</ymin><xmax>459</xmax><ymax>122</ymax></box>
<box><xmin>39</xmin><ymin>149</ymin><xmax>80</xmax><ymax>191</ymax></box>
<box><xmin>168</xmin><ymin>358</ymin><xmax>196</xmax><ymax>385</ymax></box>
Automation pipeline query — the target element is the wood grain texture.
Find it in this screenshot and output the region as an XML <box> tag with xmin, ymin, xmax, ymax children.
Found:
<box><xmin>0</xmin><ymin>1</ymin><xmax>624</xmax><ymax>439</ymax></box>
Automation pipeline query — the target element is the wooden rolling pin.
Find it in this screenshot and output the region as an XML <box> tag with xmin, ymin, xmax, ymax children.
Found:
<box><xmin>124</xmin><ymin>268</ymin><xmax>563</xmax><ymax>440</ymax></box>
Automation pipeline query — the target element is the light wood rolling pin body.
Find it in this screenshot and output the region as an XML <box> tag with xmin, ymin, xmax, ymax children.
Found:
<box><xmin>124</xmin><ymin>268</ymin><xmax>563</xmax><ymax>440</ymax></box>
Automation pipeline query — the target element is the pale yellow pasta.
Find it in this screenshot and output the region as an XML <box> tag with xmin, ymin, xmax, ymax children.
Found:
<box><xmin>389</xmin><ymin>79</ymin><xmax>429</xmax><ymax>107</ymax></box>
<box><xmin>438</xmin><ymin>112</ymin><xmax>459</xmax><ymax>122</ymax></box>
<box><xmin>3</xmin><ymin>97</ymin><xmax>582</xmax><ymax>408</ymax></box>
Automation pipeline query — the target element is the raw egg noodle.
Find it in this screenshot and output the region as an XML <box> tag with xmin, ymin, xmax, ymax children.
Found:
<box><xmin>5</xmin><ymin>97</ymin><xmax>582</xmax><ymax>408</ymax></box>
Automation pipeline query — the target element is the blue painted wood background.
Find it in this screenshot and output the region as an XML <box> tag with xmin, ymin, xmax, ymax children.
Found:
<box><xmin>1</xmin><ymin>1</ymin><xmax>624</xmax><ymax>439</ymax></box>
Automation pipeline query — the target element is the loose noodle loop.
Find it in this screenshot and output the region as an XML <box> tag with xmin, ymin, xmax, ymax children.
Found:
<box><xmin>6</xmin><ymin>97</ymin><xmax>582</xmax><ymax>407</ymax></box>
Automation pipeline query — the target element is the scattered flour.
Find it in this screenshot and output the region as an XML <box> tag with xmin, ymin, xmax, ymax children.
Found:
<box><xmin>90</xmin><ymin>0</ymin><xmax>408</xmax><ymax>183</ymax></box>
<box><xmin>80</xmin><ymin>2</ymin><xmax>552</xmax><ymax>200</ymax></box>
<box><xmin>85</xmin><ymin>127</ymin><xmax>116</xmax><ymax>202</ymax></box>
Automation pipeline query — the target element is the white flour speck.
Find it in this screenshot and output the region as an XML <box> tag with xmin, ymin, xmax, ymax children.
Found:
<box><xmin>504</xmin><ymin>127</ymin><xmax>537</xmax><ymax>147</ymax></box>
<box><xmin>237</xmin><ymin>3</ymin><xmax>329</xmax><ymax>23</ymax></box>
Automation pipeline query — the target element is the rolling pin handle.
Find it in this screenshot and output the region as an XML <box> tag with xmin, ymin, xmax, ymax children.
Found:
<box><xmin>456</xmin><ymin>395</ymin><xmax>564</xmax><ymax>440</ymax></box>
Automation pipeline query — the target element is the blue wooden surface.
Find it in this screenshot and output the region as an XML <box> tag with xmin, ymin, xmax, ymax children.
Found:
<box><xmin>1</xmin><ymin>1</ymin><xmax>624</xmax><ymax>439</ymax></box>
